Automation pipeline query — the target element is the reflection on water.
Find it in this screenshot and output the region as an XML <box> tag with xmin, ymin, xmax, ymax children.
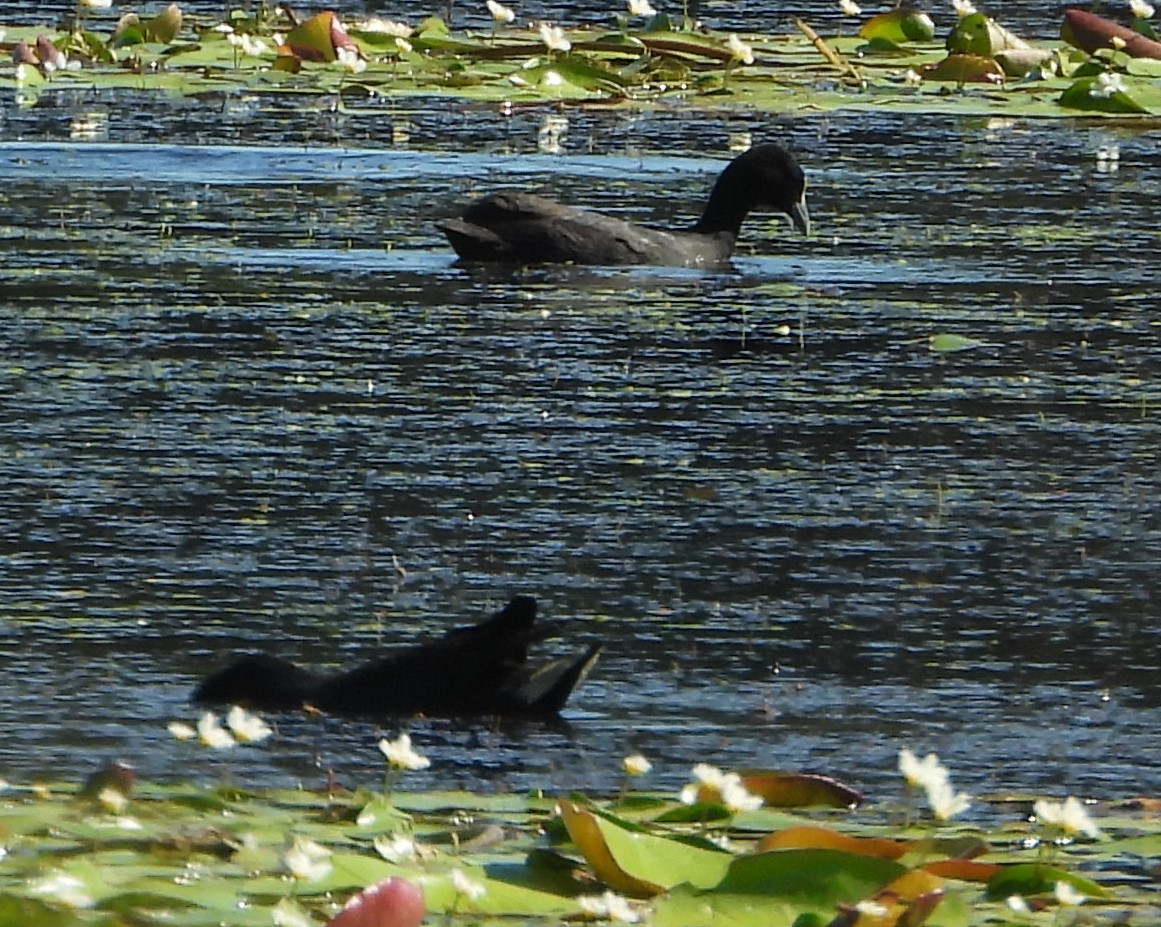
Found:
<box><xmin>0</xmin><ymin>106</ymin><xmax>1159</xmax><ymax>806</ymax></box>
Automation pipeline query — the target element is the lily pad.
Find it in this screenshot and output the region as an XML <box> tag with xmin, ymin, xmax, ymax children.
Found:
<box><xmin>859</xmin><ymin>8</ymin><xmax>936</xmax><ymax>44</ymax></box>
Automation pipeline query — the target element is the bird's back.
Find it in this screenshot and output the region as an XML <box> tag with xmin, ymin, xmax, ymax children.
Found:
<box><xmin>440</xmin><ymin>192</ymin><xmax>730</xmax><ymax>266</ymax></box>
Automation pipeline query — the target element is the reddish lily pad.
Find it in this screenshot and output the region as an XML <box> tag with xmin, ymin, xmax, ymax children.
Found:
<box><xmin>921</xmin><ymin>858</ymin><xmax>1003</xmax><ymax>882</ymax></box>
<box><xmin>834</xmin><ymin>869</ymin><xmax>944</xmax><ymax>927</ymax></box>
<box><xmin>1061</xmin><ymin>8</ymin><xmax>1161</xmax><ymax>59</ymax></box>
<box><xmin>325</xmin><ymin>876</ymin><xmax>425</xmax><ymax>927</ymax></box>
<box><xmin>921</xmin><ymin>54</ymin><xmax>1005</xmax><ymax>83</ymax></box>
<box><xmin>757</xmin><ymin>825</ymin><xmax>908</xmax><ymax>860</ymax></box>
<box><xmin>284</xmin><ymin>10</ymin><xmax>357</xmax><ymax>63</ymax></box>
<box><xmin>740</xmin><ymin>772</ymin><xmax>863</xmax><ymax>809</ymax></box>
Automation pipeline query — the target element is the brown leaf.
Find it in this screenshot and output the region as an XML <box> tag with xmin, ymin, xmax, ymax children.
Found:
<box><xmin>1062</xmin><ymin>8</ymin><xmax>1161</xmax><ymax>59</ymax></box>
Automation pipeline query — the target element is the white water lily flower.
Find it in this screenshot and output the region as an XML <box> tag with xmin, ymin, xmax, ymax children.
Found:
<box><xmin>168</xmin><ymin>720</ymin><xmax>196</xmax><ymax>741</ymax></box>
<box><xmin>717</xmin><ymin>772</ymin><xmax>761</xmax><ymax>813</ymax></box>
<box><xmin>337</xmin><ymin>46</ymin><xmax>367</xmax><ymax>74</ymax></box>
<box><xmin>1131</xmin><ymin>0</ymin><xmax>1155</xmax><ymax>19</ymax></box>
<box><xmin>691</xmin><ymin>762</ymin><xmax>727</xmax><ymax>788</ymax></box>
<box><xmin>898</xmin><ymin>747</ymin><xmax>946</xmax><ymax>791</ymax></box>
<box><xmin>450</xmin><ymin>867</ymin><xmax>487</xmax><ymax>901</ymax></box>
<box><xmin>899</xmin><ymin>748</ymin><xmax>969</xmax><ymax>820</ymax></box>
<box><xmin>357</xmin><ymin>17</ymin><xmax>413</xmax><ymax>36</ymax></box>
<box><xmin>622</xmin><ymin>754</ymin><xmax>652</xmax><ymax>776</ymax></box>
<box><xmin>1033</xmin><ymin>796</ymin><xmax>1101</xmax><ymax>838</ymax></box>
<box><xmin>373</xmin><ymin>833</ymin><xmax>417</xmax><ymax>862</ymax></box>
<box><xmin>272</xmin><ymin>898</ymin><xmax>314</xmax><ymax>927</ymax></box>
<box><xmin>284</xmin><ymin>835</ymin><xmax>333</xmax><ymax>881</ymax></box>
<box><xmin>97</xmin><ymin>786</ymin><xmax>128</xmax><ymax>814</ymax></box>
<box><xmin>539</xmin><ymin>22</ymin><xmax>572</xmax><ymax>52</ymax></box>
<box><xmin>80</xmin><ymin>0</ymin><xmax>113</xmax><ymax>8</ymax></box>
<box><xmin>196</xmin><ymin>712</ymin><xmax>236</xmax><ymax>749</ymax></box>
<box><xmin>839</xmin><ymin>0</ymin><xmax>862</xmax><ymax>16</ymax></box>
<box><xmin>680</xmin><ymin>762</ymin><xmax>724</xmax><ymax>801</ymax></box>
<box><xmin>28</xmin><ymin>872</ymin><xmax>93</xmax><ymax>908</ymax></box>
<box><xmin>379</xmin><ymin>733</ymin><xmax>431</xmax><ymax>770</ymax></box>
<box><xmin>679</xmin><ymin>764</ymin><xmax>762</xmax><ymax>812</ymax></box>
<box><xmin>727</xmin><ymin>33</ymin><xmax>754</xmax><ymax>65</ymax></box>
<box><xmin>1055</xmin><ymin>881</ymin><xmax>1086</xmax><ymax>906</ymax></box>
<box><xmin>952</xmin><ymin>0</ymin><xmax>976</xmax><ymax>16</ymax></box>
<box><xmin>927</xmin><ymin>780</ymin><xmax>971</xmax><ymax>820</ymax></box>
<box><xmin>628</xmin><ymin>0</ymin><xmax>657</xmax><ymax>17</ymax></box>
<box><xmin>1090</xmin><ymin>71</ymin><xmax>1127</xmax><ymax>99</ymax></box>
<box><xmin>719</xmin><ymin>774</ymin><xmax>764</xmax><ymax>813</ymax></box>
<box><xmin>487</xmin><ymin>0</ymin><xmax>516</xmax><ymax>23</ymax></box>
<box><xmin>577</xmin><ymin>890</ymin><xmax>641</xmax><ymax>923</ymax></box>
<box><xmin>226</xmin><ymin>705</ymin><xmax>272</xmax><ymax>743</ymax></box>
<box><xmin>227</xmin><ymin>32</ymin><xmax>268</xmax><ymax>57</ymax></box>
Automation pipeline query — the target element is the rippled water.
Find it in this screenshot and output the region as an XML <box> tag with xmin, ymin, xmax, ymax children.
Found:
<box><xmin>0</xmin><ymin>98</ymin><xmax>1159</xmax><ymax>808</ymax></box>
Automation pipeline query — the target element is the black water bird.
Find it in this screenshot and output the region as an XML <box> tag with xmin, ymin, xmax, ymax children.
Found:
<box><xmin>438</xmin><ymin>143</ymin><xmax>810</xmax><ymax>266</ymax></box>
<box><xmin>193</xmin><ymin>596</ymin><xmax>601</xmax><ymax>718</ymax></box>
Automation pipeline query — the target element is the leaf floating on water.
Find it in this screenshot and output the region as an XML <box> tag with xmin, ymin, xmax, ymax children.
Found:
<box><xmin>757</xmin><ymin>825</ymin><xmax>907</xmax><ymax>859</ymax></box>
<box><xmin>858</xmin><ymin>8</ymin><xmax>936</xmax><ymax>44</ymax></box>
<box><xmin>984</xmin><ymin>862</ymin><xmax>1109</xmax><ymax>900</ymax></box>
<box><xmin>854</xmin><ymin>869</ymin><xmax>945</xmax><ymax>927</ymax></box>
<box><xmin>558</xmin><ymin>801</ymin><xmax>731</xmax><ymax>897</ymax></box>
<box><xmin>110</xmin><ymin>13</ymin><xmax>146</xmax><ymax>47</ymax></box>
<box><xmin>994</xmin><ymin>47</ymin><xmax>1055</xmax><ymax>77</ymax></box>
<box><xmin>147</xmin><ymin>4</ymin><xmax>183</xmax><ymax>44</ymax></box>
<box><xmin>739</xmin><ymin>771</ymin><xmax>863</xmax><ymax>809</ymax></box>
<box><xmin>929</xmin><ymin>333</ymin><xmax>987</xmax><ymax>353</ymax></box>
<box><xmin>920</xmin><ymin>54</ymin><xmax>1005</xmax><ymax>83</ymax></box>
<box><xmin>1062</xmin><ymin>8</ymin><xmax>1161</xmax><ymax>59</ymax></box>
<box><xmin>712</xmin><ymin>848</ymin><xmax>908</xmax><ymax>900</ymax></box>
<box><xmin>922</xmin><ymin>857</ymin><xmax>1003</xmax><ymax>881</ymax></box>
<box><xmin>1059</xmin><ymin>75</ymin><xmax>1150</xmax><ymax>113</ymax></box>
<box><xmin>947</xmin><ymin>12</ymin><xmax>1030</xmax><ymax>57</ymax></box>
<box><xmin>284</xmin><ymin>10</ymin><xmax>356</xmax><ymax>62</ymax></box>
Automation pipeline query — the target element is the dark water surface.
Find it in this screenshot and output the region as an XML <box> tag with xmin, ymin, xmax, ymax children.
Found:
<box><xmin>0</xmin><ymin>93</ymin><xmax>1159</xmax><ymax>809</ymax></box>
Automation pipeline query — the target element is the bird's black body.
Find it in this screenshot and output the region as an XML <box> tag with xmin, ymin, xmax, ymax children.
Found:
<box><xmin>193</xmin><ymin>597</ymin><xmax>600</xmax><ymax>718</ymax></box>
<box><xmin>438</xmin><ymin>143</ymin><xmax>810</xmax><ymax>266</ymax></box>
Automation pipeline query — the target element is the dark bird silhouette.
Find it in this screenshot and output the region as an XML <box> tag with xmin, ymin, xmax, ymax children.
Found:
<box><xmin>438</xmin><ymin>143</ymin><xmax>809</xmax><ymax>266</ymax></box>
<box><xmin>192</xmin><ymin>596</ymin><xmax>601</xmax><ymax>718</ymax></box>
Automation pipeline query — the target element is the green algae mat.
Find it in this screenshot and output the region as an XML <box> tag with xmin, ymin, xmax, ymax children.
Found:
<box><xmin>5</xmin><ymin>3</ymin><xmax>1161</xmax><ymax>115</ymax></box>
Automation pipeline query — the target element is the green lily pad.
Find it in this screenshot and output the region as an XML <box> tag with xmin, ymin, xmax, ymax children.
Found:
<box><xmin>859</xmin><ymin>7</ymin><xmax>936</xmax><ymax>44</ymax></box>
<box><xmin>1059</xmin><ymin>75</ymin><xmax>1149</xmax><ymax>113</ymax></box>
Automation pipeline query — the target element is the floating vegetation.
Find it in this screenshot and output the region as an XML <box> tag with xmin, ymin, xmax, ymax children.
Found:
<box><xmin>0</xmin><ymin>745</ymin><xmax>1157</xmax><ymax>926</ymax></box>
<box><xmin>3</xmin><ymin>2</ymin><xmax>1161</xmax><ymax>114</ymax></box>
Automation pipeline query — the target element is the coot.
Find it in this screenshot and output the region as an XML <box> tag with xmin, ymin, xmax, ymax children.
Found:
<box><xmin>193</xmin><ymin>596</ymin><xmax>600</xmax><ymax>718</ymax></box>
<box><xmin>438</xmin><ymin>143</ymin><xmax>809</xmax><ymax>266</ymax></box>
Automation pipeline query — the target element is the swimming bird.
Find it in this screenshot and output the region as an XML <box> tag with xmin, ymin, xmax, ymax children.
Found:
<box><xmin>192</xmin><ymin>596</ymin><xmax>601</xmax><ymax>718</ymax></box>
<box><xmin>437</xmin><ymin>143</ymin><xmax>809</xmax><ymax>266</ymax></box>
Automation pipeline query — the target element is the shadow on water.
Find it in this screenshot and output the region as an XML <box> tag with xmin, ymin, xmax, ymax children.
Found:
<box><xmin>0</xmin><ymin>101</ymin><xmax>1159</xmax><ymax>803</ymax></box>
